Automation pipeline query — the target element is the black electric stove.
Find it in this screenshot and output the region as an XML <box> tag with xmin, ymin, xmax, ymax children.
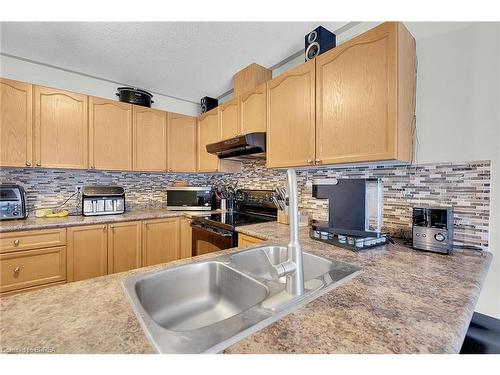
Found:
<box><xmin>191</xmin><ymin>189</ymin><xmax>277</xmax><ymax>253</ymax></box>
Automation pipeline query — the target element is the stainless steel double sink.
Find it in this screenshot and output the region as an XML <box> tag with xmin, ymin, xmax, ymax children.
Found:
<box><xmin>122</xmin><ymin>245</ymin><xmax>361</xmax><ymax>353</ymax></box>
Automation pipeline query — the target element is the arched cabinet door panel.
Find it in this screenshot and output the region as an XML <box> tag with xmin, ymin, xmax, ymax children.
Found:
<box><xmin>34</xmin><ymin>86</ymin><xmax>88</xmax><ymax>169</ymax></box>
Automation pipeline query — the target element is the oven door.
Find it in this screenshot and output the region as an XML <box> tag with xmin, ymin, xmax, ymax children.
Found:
<box><xmin>191</xmin><ymin>222</ymin><xmax>233</xmax><ymax>256</ymax></box>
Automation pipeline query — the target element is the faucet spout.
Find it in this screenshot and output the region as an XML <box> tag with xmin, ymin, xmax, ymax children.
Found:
<box><xmin>284</xmin><ymin>168</ymin><xmax>305</xmax><ymax>296</ymax></box>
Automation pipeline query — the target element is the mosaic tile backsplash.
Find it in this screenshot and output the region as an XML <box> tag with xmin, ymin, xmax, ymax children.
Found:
<box><xmin>0</xmin><ymin>159</ymin><xmax>490</xmax><ymax>250</ymax></box>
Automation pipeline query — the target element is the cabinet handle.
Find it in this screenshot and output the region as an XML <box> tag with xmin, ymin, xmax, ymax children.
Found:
<box><xmin>25</xmin><ymin>162</ymin><xmax>31</xmax><ymax>167</ymax></box>
<box><xmin>13</xmin><ymin>266</ymin><xmax>21</xmax><ymax>275</ymax></box>
<box><xmin>13</xmin><ymin>239</ymin><xmax>20</xmax><ymax>246</ymax></box>
<box><xmin>36</xmin><ymin>163</ymin><xmax>41</xmax><ymax>167</ymax></box>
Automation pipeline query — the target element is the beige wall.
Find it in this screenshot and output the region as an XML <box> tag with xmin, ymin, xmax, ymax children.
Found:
<box><xmin>0</xmin><ymin>54</ymin><xmax>200</xmax><ymax>116</ymax></box>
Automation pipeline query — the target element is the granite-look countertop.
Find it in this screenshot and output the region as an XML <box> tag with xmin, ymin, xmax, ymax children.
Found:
<box><xmin>0</xmin><ymin>209</ymin><xmax>219</xmax><ymax>233</ymax></box>
<box><xmin>0</xmin><ymin>222</ymin><xmax>492</xmax><ymax>354</ymax></box>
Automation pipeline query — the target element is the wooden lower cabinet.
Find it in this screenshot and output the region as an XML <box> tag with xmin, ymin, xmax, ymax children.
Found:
<box><xmin>179</xmin><ymin>217</ymin><xmax>192</xmax><ymax>259</ymax></box>
<box><xmin>67</xmin><ymin>224</ymin><xmax>108</xmax><ymax>282</ymax></box>
<box><xmin>238</xmin><ymin>233</ymin><xmax>264</xmax><ymax>247</ymax></box>
<box><xmin>0</xmin><ymin>246</ymin><xmax>66</xmax><ymax>293</ymax></box>
<box><xmin>142</xmin><ymin>218</ymin><xmax>180</xmax><ymax>267</ymax></box>
<box><xmin>108</xmin><ymin>221</ymin><xmax>142</xmax><ymax>274</ymax></box>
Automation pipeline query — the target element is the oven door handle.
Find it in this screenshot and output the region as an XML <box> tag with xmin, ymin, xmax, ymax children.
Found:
<box><xmin>191</xmin><ymin>222</ymin><xmax>233</xmax><ymax>238</ymax></box>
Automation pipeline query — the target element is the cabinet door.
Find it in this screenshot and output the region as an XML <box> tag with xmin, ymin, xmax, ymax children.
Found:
<box><xmin>0</xmin><ymin>78</ymin><xmax>33</xmax><ymax>167</ymax></box>
<box><xmin>316</xmin><ymin>22</ymin><xmax>398</xmax><ymax>164</ymax></box>
<box><xmin>179</xmin><ymin>217</ymin><xmax>192</xmax><ymax>259</ymax></box>
<box><xmin>142</xmin><ymin>218</ymin><xmax>180</xmax><ymax>267</ymax></box>
<box><xmin>133</xmin><ymin>106</ymin><xmax>167</xmax><ymax>172</ymax></box>
<box><xmin>89</xmin><ymin>97</ymin><xmax>133</xmax><ymax>171</ymax></box>
<box><xmin>239</xmin><ymin>83</ymin><xmax>266</xmax><ymax>134</ymax></box>
<box><xmin>266</xmin><ymin>60</ymin><xmax>316</xmax><ymax>168</ymax></box>
<box><xmin>108</xmin><ymin>221</ymin><xmax>142</xmax><ymax>274</ymax></box>
<box><xmin>219</xmin><ymin>98</ymin><xmax>240</xmax><ymax>140</ymax></box>
<box><xmin>67</xmin><ymin>225</ymin><xmax>108</xmax><ymax>282</ymax></box>
<box><xmin>197</xmin><ymin>108</ymin><xmax>220</xmax><ymax>172</ymax></box>
<box><xmin>167</xmin><ymin>112</ymin><xmax>197</xmax><ymax>172</ymax></box>
<box><xmin>34</xmin><ymin>86</ymin><xmax>88</xmax><ymax>169</ymax></box>
<box><xmin>238</xmin><ymin>233</ymin><xmax>264</xmax><ymax>248</ymax></box>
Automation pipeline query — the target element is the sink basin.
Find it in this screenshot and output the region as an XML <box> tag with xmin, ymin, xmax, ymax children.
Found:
<box><xmin>122</xmin><ymin>244</ymin><xmax>361</xmax><ymax>353</ymax></box>
<box><xmin>230</xmin><ymin>246</ymin><xmax>336</xmax><ymax>282</ymax></box>
<box><xmin>135</xmin><ymin>262</ymin><xmax>268</xmax><ymax>331</ymax></box>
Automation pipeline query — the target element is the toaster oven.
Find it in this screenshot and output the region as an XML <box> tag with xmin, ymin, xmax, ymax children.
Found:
<box><xmin>0</xmin><ymin>184</ymin><xmax>27</xmax><ymax>220</ymax></box>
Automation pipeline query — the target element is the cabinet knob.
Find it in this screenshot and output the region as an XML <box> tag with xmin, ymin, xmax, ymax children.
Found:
<box><xmin>91</xmin><ymin>164</ymin><xmax>95</xmax><ymax>169</ymax></box>
<box><xmin>307</xmin><ymin>159</ymin><xmax>314</xmax><ymax>164</ymax></box>
<box><xmin>315</xmin><ymin>159</ymin><xmax>322</xmax><ymax>164</ymax></box>
<box><xmin>13</xmin><ymin>239</ymin><xmax>20</xmax><ymax>246</ymax></box>
<box><xmin>13</xmin><ymin>266</ymin><xmax>21</xmax><ymax>275</ymax></box>
<box><xmin>25</xmin><ymin>162</ymin><xmax>31</xmax><ymax>167</ymax></box>
<box><xmin>144</xmin><ymin>222</ymin><xmax>148</xmax><ymax>226</ymax></box>
<box><xmin>36</xmin><ymin>163</ymin><xmax>41</xmax><ymax>167</ymax></box>
<box><xmin>102</xmin><ymin>225</ymin><xmax>106</xmax><ymax>230</ymax></box>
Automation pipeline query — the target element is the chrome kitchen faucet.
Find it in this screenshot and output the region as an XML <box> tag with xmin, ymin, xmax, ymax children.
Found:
<box><xmin>271</xmin><ymin>169</ymin><xmax>305</xmax><ymax>296</ymax></box>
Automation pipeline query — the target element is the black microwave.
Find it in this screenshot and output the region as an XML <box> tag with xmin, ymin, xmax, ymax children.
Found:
<box><xmin>165</xmin><ymin>187</ymin><xmax>213</xmax><ymax>211</ymax></box>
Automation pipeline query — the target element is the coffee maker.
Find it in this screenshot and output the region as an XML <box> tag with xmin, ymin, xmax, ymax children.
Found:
<box><xmin>412</xmin><ymin>207</ymin><xmax>453</xmax><ymax>254</ymax></box>
<box><xmin>310</xmin><ymin>178</ymin><xmax>390</xmax><ymax>250</ymax></box>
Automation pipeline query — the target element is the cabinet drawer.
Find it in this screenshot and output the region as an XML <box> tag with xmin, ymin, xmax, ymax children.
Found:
<box><xmin>1</xmin><ymin>246</ymin><xmax>66</xmax><ymax>293</ymax></box>
<box><xmin>0</xmin><ymin>228</ymin><xmax>66</xmax><ymax>253</ymax></box>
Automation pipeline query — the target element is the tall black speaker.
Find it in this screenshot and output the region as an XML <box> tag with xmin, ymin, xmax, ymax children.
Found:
<box><xmin>200</xmin><ymin>96</ymin><xmax>218</xmax><ymax>113</ymax></box>
<box><xmin>305</xmin><ymin>26</ymin><xmax>336</xmax><ymax>61</ymax></box>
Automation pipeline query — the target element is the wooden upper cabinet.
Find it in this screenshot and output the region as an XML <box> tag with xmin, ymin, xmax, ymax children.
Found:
<box><xmin>108</xmin><ymin>221</ymin><xmax>142</xmax><ymax>274</ymax></box>
<box><xmin>239</xmin><ymin>82</ymin><xmax>266</xmax><ymax>134</ymax></box>
<box><xmin>266</xmin><ymin>60</ymin><xmax>316</xmax><ymax>168</ymax></box>
<box><xmin>133</xmin><ymin>106</ymin><xmax>167</xmax><ymax>172</ymax></box>
<box><xmin>219</xmin><ymin>98</ymin><xmax>240</xmax><ymax>140</ymax></box>
<box><xmin>67</xmin><ymin>224</ymin><xmax>108</xmax><ymax>282</ymax></box>
<box><xmin>316</xmin><ymin>22</ymin><xmax>415</xmax><ymax>164</ymax></box>
<box><xmin>34</xmin><ymin>86</ymin><xmax>88</xmax><ymax>169</ymax></box>
<box><xmin>89</xmin><ymin>97</ymin><xmax>133</xmax><ymax>171</ymax></box>
<box><xmin>197</xmin><ymin>108</ymin><xmax>220</xmax><ymax>172</ymax></box>
<box><xmin>142</xmin><ymin>218</ymin><xmax>180</xmax><ymax>267</ymax></box>
<box><xmin>0</xmin><ymin>79</ymin><xmax>33</xmax><ymax>168</ymax></box>
<box><xmin>167</xmin><ymin>112</ymin><xmax>197</xmax><ymax>172</ymax></box>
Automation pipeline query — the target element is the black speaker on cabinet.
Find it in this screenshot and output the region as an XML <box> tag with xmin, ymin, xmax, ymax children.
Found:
<box><xmin>200</xmin><ymin>96</ymin><xmax>218</xmax><ymax>113</ymax></box>
<box><xmin>305</xmin><ymin>26</ymin><xmax>336</xmax><ymax>61</ymax></box>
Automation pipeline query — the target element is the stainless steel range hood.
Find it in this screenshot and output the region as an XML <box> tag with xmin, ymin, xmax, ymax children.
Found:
<box><xmin>206</xmin><ymin>132</ymin><xmax>266</xmax><ymax>161</ymax></box>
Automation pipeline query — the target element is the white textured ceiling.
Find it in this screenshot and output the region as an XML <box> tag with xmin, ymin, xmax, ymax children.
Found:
<box><xmin>0</xmin><ymin>22</ymin><xmax>348</xmax><ymax>102</ymax></box>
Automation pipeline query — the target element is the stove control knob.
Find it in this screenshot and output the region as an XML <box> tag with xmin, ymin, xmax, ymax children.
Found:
<box><xmin>434</xmin><ymin>233</ymin><xmax>446</xmax><ymax>242</ymax></box>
